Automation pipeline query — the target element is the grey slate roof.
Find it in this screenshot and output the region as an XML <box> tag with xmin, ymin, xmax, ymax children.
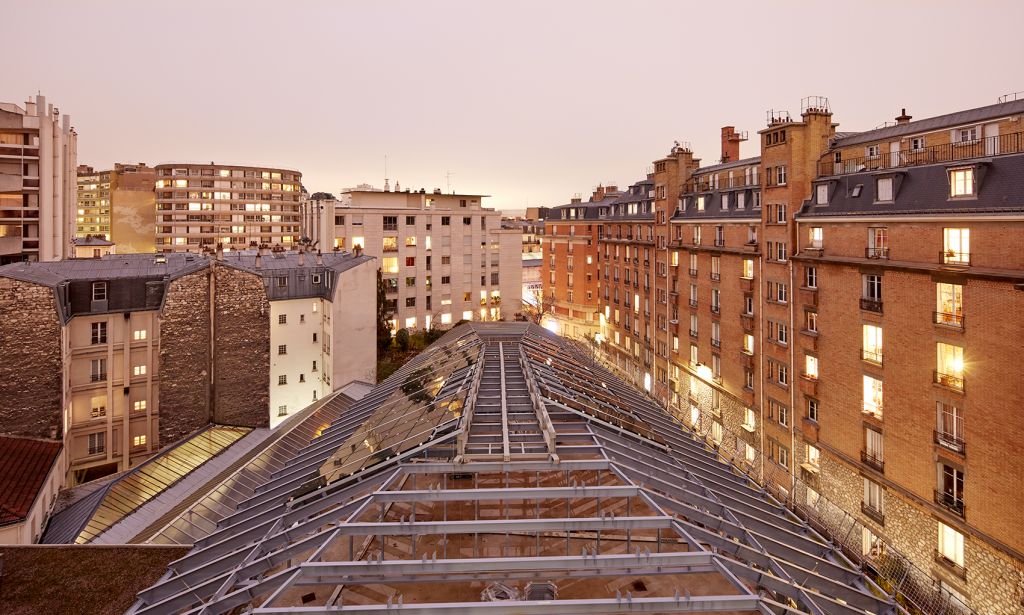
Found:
<box><xmin>799</xmin><ymin>152</ymin><xmax>1024</xmax><ymax>218</ymax></box>
<box><xmin>72</xmin><ymin>236</ymin><xmax>115</xmax><ymax>246</ymax></box>
<box><xmin>0</xmin><ymin>252</ymin><xmax>208</xmax><ymax>288</ymax></box>
<box><xmin>833</xmin><ymin>99</ymin><xmax>1024</xmax><ymax>148</ymax></box>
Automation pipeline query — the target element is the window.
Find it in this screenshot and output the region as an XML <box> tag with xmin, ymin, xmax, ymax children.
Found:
<box><xmin>775</xmin><ymin>203</ymin><xmax>787</xmax><ymax>224</ymax></box>
<box><xmin>863</xmin><ymin>274</ymin><xmax>882</xmax><ymax>301</ymax></box>
<box><xmin>956</xmin><ymin>127</ymin><xmax>977</xmax><ymax>143</ymax></box>
<box><xmin>90</xmin><ymin>358</ymin><xmax>106</xmax><ymax>381</ymax></box>
<box><xmin>936</xmin><ymin>401</ymin><xmax>964</xmax><ymax>451</ymax></box>
<box><xmin>406</xmin><ymin>277</ymin><xmax>416</xmax><ymax>287</ymax></box>
<box><xmin>133</xmin><ymin>400</ymin><xmax>147</xmax><ymax>412</ymax></box>
<box><xmin>776</xmin><ymin>165</ymin><xmax>787</xmax><ymax>186</ymax></box>
<box><xmin>863</xmin><ymin>478</ymin><xmax>884</xmax><ymax>515</ymax></box>
<box><xmin>778</xmin><ymin>364</ymin><xmax>788</xmax><ymax>386</ymax></box>
<box><xmin>868</xmin><ymin>227</ymin><xmax>888</xmax><ymax>258</ymax></box>
<box><xmin>441</xmin><ymin>216</ymin><xmax>450</xmax><ymax>226</ymax></box>
<box><xmin>406</xmin><ymin>215</ymin><xmax>416</xmax><ymax>225</ymax></box>
<box><xmin>276</xmin><ymin>276</ymin><xmax>288</xmax><ymax>288</ymax></box>
<box><xmin>949</xmin><ymin>168</ymin><xmax>974</xmax><ymax>197</ymax></box>
<box><xmin>937</xmin><ymin>523</ymin><xmax>965</xmax><ymax>568</ymax></box>
<box><xmin>806</xmin><ymin>310</ymin><xmax>817</xmax><ymax>333</ymax></box>
<box><xmin>939</xmin><ymin>463</ymin><xmax>965</xmax><ymax>514</ymax></box>
<box><xmin>778</xmin><ymin>403</ymin><xmax>789</xmax><ymax>426</ymax></box>
<box><xmin>405</xmin><ymin>297</ymin><xmax>416</xmax><ymax>307</ymax></box>
<box><xmin>278</xmin><ymin>375</ymin><xmax>287</xmax><ymax>385</ymax></box>
<box><xmin>133</xmin><ymin>364</ymin><xmax>147</xmax><ymax>376</ymax></box>
<box><xmin>133</xmin><ymin>435</ymin><xmax>147</xmax><ymax>447</ymax></box>
<box><xmin>463</xmin><ymin>216</ymin><xmax>471</xmax><ymax>225</ymax></box>
<box><xmin>743</xmin><ymin>408</ymin><xmax>756</xmax><ymax>430</ymax></box>
<box><xmin>943</xmin><ymin>228</ymin><xmax>970</xmax><ymax>263</ymax></box>
<box><xmin>441</xmin><ymin>255</ymin><xmax>451</xmax><ymax>265</ymax></box>
<box><xmin>876</xmin><ymin>177</ymin><xmax>894</xmax><ymax>202</ymax></box>
<box><xmin>88</xmin><ymin>432</ymin><xmax>106</xmax><ymax>455</ymax></box>
<box><xmin>815</xmin><ymin>184</ymin><xmax>828</xmax><ymax>205</ymax></box>
<box><xmin>936</xmin><ymin>283</ymin><xmax>964</xmax><ymax>326</ymax></box>
<box><xmin>90</xmin><ymin>396</ymin><xmax>106</xmax><ymax>418</ymax></box>
<box><xmin>805</xmin><ymin>355</ymin><xmax>818</xmax><ymax>379</ymax></box>
<box><xmin>383</xmin><ymin>216</ymin><xmax>398</xmax><ymax>231</ymax></box>
<box><xmin>776</xmin><ymin>282</ymin><xmax>788</xmax><ymax>303</ymax></box>
<box><xmin>805</xmin><ymin>266</ymin><xmax>817</xmax><ymax>288</ymax></box>
<box><xmin>866</xmin><ymin>144</ymin><xmax>880</xmax><ymax>158</ymax></box>
<box><xmin>806</xmin><ymin>444</ymin><xmax>820</xmax><ymax>468</ymax></box>
<box><xmin>278</xmin><ymin>405</ymin><xmax>288</xmax><ymax>417</ymax></box>
<box><xmin>936</xmin><ymin>343</ymin><xmax>964</xmax><ymax>389</ymax></box>
<box><xmin>742</xmin><ymin>334</ymin><xmax>754</xmax><ymax>354</ymax></box>
<box><xmin>689</xmin><ymin>344</ymin><xmax>698</xmax><ymax>365</ymax></box>
<box><xmin>91</xmin><ymin>281</ymin><xmax>107</xmax><ymax>301</ymax></box>
<box><xmin>405</xmin><ymin>256</ymin><xmax>415</xmax><ymax>267</ymax></box>
<box><xmin>91</xmin><ymin>322</ymin><xmax>107</xmax><ymax>344</ymax></box>
<box><xmin>278</xmin><ymin>314</ymin><xmax>287</xmax><ymax>325</ymax></box>
<box><xmin>711</xmin><ymin>255</ymin><xmax>720</xmax><ymax>278</ymax></box>
<box><xmin>696</xmin><ymin>196</ymin><xmax>705</xmax><ymax>212</ymax></box>
<box><xmin>809</xmin><ymin>227</ymin><xmax>823</xmax><ymax>248</ymax></box>
<box><xmin>807</xmin><ymin>398</ymin><xmax>819</xmax><ymax>422</ymax></box>
<box><xmin>382</xmin><ymin>236</ymin><xmax>398</xmax><ymax>252</ymax></box>
<box><xmin>133</xmin><ymin>329</ymin><xmax>147</xmax><ymax>341</ymax></box>
<box><xmin>863</xmin><ymin>324</ymin><xmax>883</xmax><ymax>364</ymax></box>
<box><xmin>742</xmin><ymin>258</ymin><xmax>754</xmax><ymax>279</ymax></box>
<box><xmin>911</xmin><ymin>136</ymin><xmax>926</xmax><ymax>151</ymax></box>
<box><xmin>865</xmin><ymin>427</ymin><xmax>884</xmax><ymax>465</ymax></box>
<box><xmin>278</xmin><ymin>344</ymin><xmax>287</xmax><ymax>355</ymax></box>
<box><xmin>863</xmin><ymin>376</ymin><xmax>883</xmax><ymax>419</ymax></box>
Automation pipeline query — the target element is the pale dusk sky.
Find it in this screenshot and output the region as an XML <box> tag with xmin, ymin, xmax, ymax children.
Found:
<box><xmin>5</xmin><ymin>0</ymin><xmax>1024</xmax><ymax>211</ymax></box>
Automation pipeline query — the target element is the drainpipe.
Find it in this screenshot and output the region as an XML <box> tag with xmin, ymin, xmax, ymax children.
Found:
<box><xmin>208</xmin><ymin>260</ymin><xmax>216</xmax><ymax>422</ymax></box>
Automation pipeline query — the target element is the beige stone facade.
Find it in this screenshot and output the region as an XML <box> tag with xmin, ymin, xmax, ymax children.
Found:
<box><xmin>0</xmin><ymin>94</ymin><xmax>77</xmax><ymax>264</ymax></box>
<box><xmin>77</xmin><ymin>162</ymin><xmax>157</xmax><ymax>253</ymax></box>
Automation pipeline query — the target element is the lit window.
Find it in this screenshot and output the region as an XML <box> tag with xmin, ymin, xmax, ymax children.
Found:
<box><xmin>805</xmin><ymin>355</ymin><xmax>819</xmax><ymax>379</ymax></box>
<box><xmin>936</xmin><ymin>283</ymin><xmax>963</xmax><ymax>327</ymax></box>
<box><xmin>133</xmin><ymin>400</ymin><xmax>147</xmax><ymax>412</ymax></box>
<box><xmin>133</xmin><ymin>329</ymin><xmax>147</xmax><ymax>341</ymax></box>
<box><xmin>936</xmin><ymin>343</ymin><xmax>964</xmax><ymax>389</ymax></box>
<box><xmin>742</xmin><ymin>258</ymin><xmax>754</xmax><ymax>279</ymax></box>
<box><xmin>132</xmin><ymin>435</ymin><xmax>147</xmax><ymax>447</ymax></box>
<box><xmin>949</xmin><ymin>168</ymin><xmax>974</xmax><ymax>197</ymax></box>
<box><xmin>90</xmin><ymin>396</ymin><xmax>106</xmax><ymax>418</ymax></box>
<box><xmin>743</xmin><ymin>408</ymin><xmax>756</xmax><ymax>430</ymax></box>
<box><xmin>382</xmin><ymin>257</ymin><xmax>399</xmax><ymax>274</ymax></box>
<box><xmin>351</xmin><ymin>236</ymin><xmax>365</xmax><ymax>249</ymax></box>
<box><xmin>405</xmin><ymin>317</ymin><xmax>417</xmax><ymax>329</ymax></box>
<box><xmin>937</xmin><ymin>523</ymin><xmax>965</xmax><ymax>567</ymax></box>
<box><xmin>806</xmin><ymin>445</ymin><xmax>820</xmax><ymax>468</ymax></box>
<box><xmin>462</xmin><ymin>310</ymin><xmax>473</xmax><ymax>321</ymax></box>
<box><xmin>862</xmin><ymin>325</ymin><xmax>883</xmax><ymax>364</ymax></box>
<box><xmin>133</xmin><ymin>365</ymin><xmax>147</xmax><ymax>376</ymax></box>
<box><xmin>743</xmin><ymin>334</ymin><xmax>754</xmax><ymax>354</ymax></box>
<box><xmin>809</xmin><ymin>227</ymin><xmax>823</xmax><ymax>248</ymax></box>
<box><xmin>943</xmin><ymin>228</ymin><xmax>970</xmax><ymax>264</ymax></box>
<box><xmin>440</xmin><ymin>313</ymin><xmax>452</xmax><ymax>324</ymax></box>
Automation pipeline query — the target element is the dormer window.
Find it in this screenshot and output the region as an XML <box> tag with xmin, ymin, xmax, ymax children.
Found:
<box><xmin>866</xmin><ymin>144</ymin><xmax>880</xmax><ymax>158</ymax></box>
<box><xmin>955</xmin><ymin>127</ymin><xmax>978</xmax><ymax>144</ymax></box>
<box><xmin>876</xmin><ymin>177</ymin><xmax>894</xmax><ymax>202</ymax></box>
<box><xmin>721</xmin><ymin>193</ymin><xmax>729</xmax><ymax>211</ymax></box>
<box><xmin>696</xmin><ymin>196</ymin><xmax>705</xmax><ymax>212</ymax></box>
<box><xmin>911</xmin><ymin>136</ymin><xmax>926</xmax><ymax>151</ymax></box>
<box><xmin>851</xmin><ymin>184</ymin><xmax>863</xmax><ymax>198</ymax></box>
<box><xmin>949</xmin><ymin>168</ymin><xmax>974</xmax><ymax>197</ymax></box>
<box><xmin>815</xmin><ymin>184</ymin><xmax>828</xmax><ymax>205</ymax></box>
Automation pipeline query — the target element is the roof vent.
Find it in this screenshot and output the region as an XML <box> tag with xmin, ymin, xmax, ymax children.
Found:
<box><xmin>524</xmin><ymin>581</ymin><xmax>558</xmax><ymax>601</ymax></box>
<box><xmin>481</xmin><ymin>583</ymin><xmax>521</xmax><ymax>601</ymax></box>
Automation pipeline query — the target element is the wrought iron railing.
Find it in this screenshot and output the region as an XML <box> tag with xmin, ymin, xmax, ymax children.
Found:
<box><xmin>819</xmin><ymin>131</ymin><xmax>1024</xmax><ymax>176</ymax></box>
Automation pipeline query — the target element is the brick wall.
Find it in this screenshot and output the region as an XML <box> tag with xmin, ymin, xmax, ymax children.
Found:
<box><xmin>157</xmin><ymin>268</ymin><xmax>212</xmax><ymax>444</ymax></box>
<box><xmin>0</xmin><ymin>278</ymin><xmax>62</xmax><ymax>439</ymax></box>
<box><xmin>213</xmin><ymin>265</ymin><xmax>269</xmax><ymax>427</ymax></box>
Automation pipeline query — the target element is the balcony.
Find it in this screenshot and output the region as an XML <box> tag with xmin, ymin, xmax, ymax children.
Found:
<box><xmin>934</xmin><ymin>370</ymin><xmax>965</xmax><ymax>392</ymax></box>
<box><xmin>710</xmin><ymin>304</ymin><xmax>720</xmax><ymax>315</ymax></box>
<box><xmin>861</xmin><ymin>348</ymin><xmax>883</xmax><ymax>365</ymax></box>
<box><xmin>934</xmin><ymin>311</ymin><xmax>964</xmax><ymax>329</ymax></box>
<box><xmin>709</xmin><ymin>272</ymin><xmax>720</xmax><ymax>281</ymax></box>
<box><xmin>860</xmin><ymin>297</ymin><xmax>883</xmax><ymax>314</ymax></box>
<box><xmin>713</xmin><ymin>238</ymin><xmax>725</xmax><ymax>247</ymax></box>
<box><xmin>818</xmin><ymin>131</ymin><xmax>1024</xmax><ymax>176</ymax></box>
<box><xmin>711</xmin><ymin>338</ymin><xmax>721</xmax><ymax>348</ymax></box>
<box><xmin>688</xmin><ymin>268</ymin><xmax>698</xmax><ymax>277</ymax></box>
<box><xmin>860</xmin><ymin>502</ymin><xmax>885</xmax><ymax>526</ymax></box>
<box><xmin>90</xmin><ymin>373</ymin><xmax>108</xmax><ymax>382</ymax></box>
<box><xmin>934</xmin><ymin>430</ymin><xmax>966</xmax><ymax>455</ymax></box>
<box><xmin>941</xmin><ymin>251</ymin><xmax>971</xmax><ymax>266</ymax></box>
<box><xmin>688</xmin><ymin>299</ymin><xmax>697</xmax><ymax>309</ymax></box>
<box><xmin>689</xmin><ymin>329</ymin><xmax>698</xmax><ymax>339</ymax></box>
<box><xmin>865</xmin><ymin>246</ymin><xmax>889</xmax><ymax>259</ymax></box>
<box><xmin>934</xmin><ymin>490</ymin><xmax>966</xmax><ymax>518</ymax></box>
<box><xmin>860</xmin><ymin>450</ymin><xmax>885</xmax><ymax>473</ymax></box>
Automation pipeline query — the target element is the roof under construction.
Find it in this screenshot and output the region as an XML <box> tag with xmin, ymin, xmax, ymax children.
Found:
<box><xmin>128</xmin><ymin>322</ymin><xmax>900</xmax><ymax>615</ymax></box>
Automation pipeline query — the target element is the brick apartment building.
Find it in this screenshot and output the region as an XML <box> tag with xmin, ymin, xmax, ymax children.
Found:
<box><xmin>0</xmin><ymin>248</ymin><xmax>375</xmax><ymax>543</ymax></box>
<box><xmin>542</xmin><ymin>184</ymin><xmax>624</xmax><ymax>339</ymax></box>
<box><xmin>582</xmin><ymin>98</ymin><xmax>1024</xmax><ymax>613</ymax></box>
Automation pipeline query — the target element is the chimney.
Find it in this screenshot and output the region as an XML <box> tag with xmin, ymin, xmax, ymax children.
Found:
<box><xmin>721</xmin><ymin>126</ymin><xmax>740</xmax><ymax>163</ymax></box>
<box><xmin>215</xmin><ymin>243</ymin><xmax>224</xmax><ymax>261</ymax></box>
<box><xmin>316</xmin><ymin>250</ymin><xmax>324</xmax><ymax>265</ymax></box>
<box><xmin>591</xmin><ymin>184</ymin><xmax>605</xmax><ymax>202</ymax></box>
<box><xmin>895</xmin><ymin>108</ymin><xmax>912</xmax><ymax>125</ymax></box>
<box><xmin>298</xmin><ymin>249</ymin><xmax>305</xmax><ymax>266</ymax></box>
<box><xmin>254</xmin><ymin>253</ymin><xmax>262</xmax><ymax>269</ymax></box>
<box><xmin>570</xmin><ymin>197</ymin><xmax>582</xmax><ymax>204</ymax></box>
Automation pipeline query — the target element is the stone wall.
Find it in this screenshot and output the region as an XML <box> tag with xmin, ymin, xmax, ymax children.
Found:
<box><xmin>0</xmin><ymin>278</ymin><xmax>63</xmax><ymax>439</ymax></box>
<box><xmin>158</xmin><ymin>268</ymin><xmax>212</xmax><ymax>444</ymax></box>
<box><xmin>213</xmin><ymin>264</ymin><xmax>269</xmax><ymax>427</ymax></box>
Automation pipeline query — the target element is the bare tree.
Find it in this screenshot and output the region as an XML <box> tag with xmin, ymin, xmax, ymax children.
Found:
<box><xmin>518</xmin><ymin>290</ymin><xmax>556</xmax><ymax>325</ymax></box>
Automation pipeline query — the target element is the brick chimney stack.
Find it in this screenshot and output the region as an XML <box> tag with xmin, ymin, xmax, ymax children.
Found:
<box><xmin>895</xmin><ymin>108</ymin><xmax>912</xmax><ymax>125</ymax></box>
<box><xmin>721</xmin><ymin>126</ymin><xmax>741</xmax><ymax>163</ymax></box>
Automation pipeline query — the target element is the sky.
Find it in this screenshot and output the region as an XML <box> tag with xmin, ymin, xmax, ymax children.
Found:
<box><xmin>5</xmin><ymin>0</ymin><xmax>1024</xmax><ymax>211</ymax></box>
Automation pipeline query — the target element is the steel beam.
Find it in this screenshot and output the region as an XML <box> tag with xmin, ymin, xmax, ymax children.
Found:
<box><xmin>372</xmin><ymin>485</ymin><xmax>639</xmax><ymax>502</ymax></box>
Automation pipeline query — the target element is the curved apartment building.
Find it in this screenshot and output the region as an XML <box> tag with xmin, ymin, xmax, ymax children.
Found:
<box><xmin>155</xmin><ymin>163</ymin><xmax>302</xmax><ymax>251</ymax></box>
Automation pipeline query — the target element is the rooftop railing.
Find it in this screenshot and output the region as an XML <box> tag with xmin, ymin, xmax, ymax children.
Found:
<box><xmin>819</xmin><ymin>131</ymin><xmax>1024</xmax><ymax>176</ymax></box>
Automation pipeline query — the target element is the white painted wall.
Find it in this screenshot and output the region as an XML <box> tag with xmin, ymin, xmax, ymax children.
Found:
<box><xmin>331</xmin><ymin>259</ymin><xmax>377</xmax><ymax>388</ymax></box>
<box><xmin>268</xmin><ymin>298</ymin><xmax>330</xmax><ymax>428</ymax></box>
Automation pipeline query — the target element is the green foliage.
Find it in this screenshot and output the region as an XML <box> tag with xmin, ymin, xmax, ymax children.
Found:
<box><xmin>395</xmin><ymin>328</ymin><xmax>411</xmax><ymax>351</ymax></box>
<box><xmin>376</xmin><ymin>268</ymin><xmax>393</xmax><ymax>356</ymax></box>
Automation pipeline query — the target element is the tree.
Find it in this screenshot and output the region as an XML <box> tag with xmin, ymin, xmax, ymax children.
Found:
<box><xmin>518</xmin><ymin>291</ymin><xmax>556</xmax><ymax>325</ymax></box>
<box><xmin>376</xmin><ymin>268</ymin><xmax>393</xmax><ymax>356</ymax></box>
<box><xmin>395</xmin><ymin>328</ymin><xmax>411</xmax><ymax>352</ymax></box>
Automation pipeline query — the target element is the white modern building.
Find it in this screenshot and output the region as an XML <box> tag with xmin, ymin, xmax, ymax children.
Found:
<box><xmin>306</xmin><ymin>187</ymin><xmax>522</xmax><ymax>331</ymax></box>
<box><xmin>0</xmin><ymin>94</ymin><xmax>78</xmax><ymax>264</ymax></box>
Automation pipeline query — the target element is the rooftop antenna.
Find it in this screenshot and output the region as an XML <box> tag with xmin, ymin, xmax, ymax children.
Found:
<box><xmin>384</xmin><ymin>155</ymin><xmax>389</xmax><ymax>191</ymax></box>
<box><xmin>445</xmin><ymin>170</ymin><xmax>454</xmax><ymax>194</ymax></box>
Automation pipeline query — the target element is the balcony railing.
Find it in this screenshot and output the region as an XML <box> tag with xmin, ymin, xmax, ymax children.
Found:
<box><xmin>860</xmin><ymin>502</ymin><xmax>885</xmax><ymax>526</ymax></box>
<box><xmin>933</xmin><ymin>311</ymin><xmax>965</xmax><ymax>329</ymax></box>
<box><xmin>941</xmin><ymin>251</ymin><xmax>971</xmax><ymax>266</ymax></box>
<box><xmin>860</xmin><ymin>450</ymin><xmax>885</xmax><ymax>473</ymax></box>
<box><xmin>818</xmin><ymin>131</ymin><xmax>1024</xmax><ymax>176</ymax></box>
<box><xmin>688</xmin><ymin>299</ymin><xmax>697</xmax><ymax>308</ymax></box>
<box><xmin>90</xmin><ymin>373</ymin><xmax>107</xmax><ymax>382</ymax></box>
<box><xmin>710</xmin><ymin>304</ymin><xmax>720</xmax><ymax>315</ymax></box>
<box><xmin>710</xmin><ymin>272</ymin><xmax>720</xmax><ymax>281</ymax></box>
<box><xmin>860</xmin><ymin>298</ymin><xmax>883</xmax><ymax>313</ymax></box>
<box><xmin>934</xmin><ymin>430</ymin><xmax>966</xmax><ymax>455</ymax></box>
<box><xmin>711</xmin><ymin>338</ymin><xmax>721</xmax><ymax>348</ymax></box>
<box><xmin>934</xmin><ymin>490</ymin><xmax>966</xmax><ymax>518</ymax></box>
<box><xmin>689</xmin><ymin>329</ymin><xmax>698</xmax><ymax>338</ymax></box>
<box><xmin>714</xmin><ymin>238</ymin><xmax>725</xmax><ymax>247</ymax></box>
<box><xmin>934</xmin><ymin>370</ymin><xmax>964</xmax><ymax>391</ymax></box>
<box><xmin>861</xmin><ymin>348</ymin><xmax>883</xmax><ymax>365</ymax></box>
<box><xmin>688</xmin><ymin>268</ymin><xmax>698</xmax><ymax>277</ymax></box>
<box><xmin>865</xmin><ymin>246</ymin><xmax>889</xmax><ymax>259</ymax></box>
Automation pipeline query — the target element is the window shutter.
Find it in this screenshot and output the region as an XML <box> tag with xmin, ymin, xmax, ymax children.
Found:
<box><xmin>950</xmin><ymin>128</ymin><xmax>959</xmax><ymax>143</ymax></box>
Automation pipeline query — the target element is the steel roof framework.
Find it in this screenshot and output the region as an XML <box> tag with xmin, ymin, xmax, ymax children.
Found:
<box><xmin>128</xmin><ymin>323</ymin><xmax>902</xmax><ymax>615</ymax></box>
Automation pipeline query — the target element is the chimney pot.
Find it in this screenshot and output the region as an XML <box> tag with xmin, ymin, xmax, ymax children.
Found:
<box><xmin>254</xmin><ymin>254</ymin><xmax>262</xmax><ymax>269</ymax></box>
<box><xmin>895</xmin><ymin>108</ymin><xmax>912</xmax><ymax>125</ymax></box>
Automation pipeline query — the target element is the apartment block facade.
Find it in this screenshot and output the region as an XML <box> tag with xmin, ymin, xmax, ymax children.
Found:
<box><xmin>0</xmin><ymin>249</ymin><xmax>375</xmax><ymax>496</ymax></box>
<box><xmin>154</xmin><ymin>163</ymin><xmax>302</xmax><ymax>251</ymax></box>
<box><xmin>543</xmin><ymin>185</ymin><xmax>624</xmax><ymax>339</ymax></box>
<box><xmin>592</xmin><ymin>99</ymin><xmax>1024</xmax><ymax>614</ymax></box>
<box><xmin>76</xmin><ymin>162</ymin><xmax>157</xmax><ymax>253</ymax></box>
<box><xmin>0</xmin><ymin>94</ymin><xmax>77</xmax><ymax>264</ymax></box>
<box><xmin>311</xmin><ymin>188</ymin><xmax>522</xmax><ymax>330</ymax></box>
